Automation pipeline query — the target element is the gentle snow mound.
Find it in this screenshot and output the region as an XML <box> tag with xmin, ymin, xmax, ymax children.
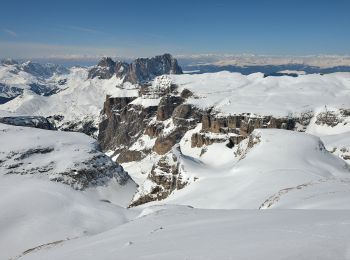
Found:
<box><xmin>161</xmin><ymin>129</ymin><xmax>350</xmax><ymax>209</ymax></box>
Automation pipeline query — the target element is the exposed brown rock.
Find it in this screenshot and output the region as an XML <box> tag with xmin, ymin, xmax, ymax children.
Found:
<box><xmin>316</xmin><ymin>110</ymin><xmax>342</xmax><ymax>127</ymax></box>
<box><xmin>156</xmin><ymin>95</ymin><xmax>184</xmax><ymax>121</ymax></box>
<box><xmin>98</xmin><ymin>97</ymin><xmax>158</xmax><ymax>151</ymax></box>
<box><xmin>145</xmin><ymin>122</ymin><xmax>164</xmax><ymax>138</ymax></box>
<box><xmin>172</xmin><ymin>104</ymin><xmax>193</xmax><ymax>119</ymax></box>
<box><xmin>227</xmin><ymin>135</ymin><xmax>246</xmax><ymax>148</ymax></box>
<box><xmin>180</xmin><ymin>88</ymin><xmax>193</xmax><ymax>99</ymax></box>
<box><xmin>154</xmin><ymin>126</ymin><xmax>189</xmax><ymax>155</ymax></box>
<box><xmin>102</xmin><ymin>95</ymin><xmax>137</xmax><ymax>118</ymax></box>
<box><xmin>117</xmin><ymin>150</ymin><xmax>145</xmax><ymax>163</ymax></box>
<box><xmin>154</xmin><ymin>135</ymin><xmax>177</xmax><ymax>155</ymax></box>
<box><xmin>202</xmin><ymin>112</ymin><xmax>296</xmax><ymax>137</ymax></box>
<box><xmin>191</xmin><ymin>133</ymin><xmax>227</xmax><ymax>148</ymax></box>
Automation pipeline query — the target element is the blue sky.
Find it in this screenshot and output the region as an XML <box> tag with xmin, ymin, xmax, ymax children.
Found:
<box><xmin>0</xmin><ymin>0</ymin><xmax>349</xmax><ymax>58</ymax></box>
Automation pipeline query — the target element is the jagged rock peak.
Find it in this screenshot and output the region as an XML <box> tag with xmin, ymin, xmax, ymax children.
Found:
<box><xmin>125</xmin><ymin>53</ymin><xmax>182</xmax><ymax>84</ymax></box>
<box><xmin>97</xmin><ymin>57</ymin><xmax>116</xmax><ymax>68</ymax></box>
<box><xmin>88</xmin><ymin>57</ymin><xmax>118</xmax><ymax>79</ymax></box>
<box><xmin>88</xmin><ymin>53</ymin><xmax>183</xmax><ymax>83</ymax></box>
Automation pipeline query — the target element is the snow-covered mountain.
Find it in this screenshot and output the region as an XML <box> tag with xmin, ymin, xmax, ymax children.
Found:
<box><xmin>0</xmin><ymin>59</ymin><xmax>69</xmax><ymax>104</ymax></box>
<box><xmin>2</xmin><ymin>54</ymin><xmax>350</xmax><ymax>259</ymax></box>
<box><xmin>0</xmin><ymin>66</ymin><xmax>128</xmax><ymax>136</ymax></box>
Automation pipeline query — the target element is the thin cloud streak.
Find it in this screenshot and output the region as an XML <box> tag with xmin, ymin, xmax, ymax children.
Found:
<box><xmin>66</xmin><ymin>26</ymin><xmax>99</xmax><ymax>34</ymax></box>
<box><xmin>3</xmin><ymin>29</ymin><xmax>17</xmax><ymax>37</ymax></box>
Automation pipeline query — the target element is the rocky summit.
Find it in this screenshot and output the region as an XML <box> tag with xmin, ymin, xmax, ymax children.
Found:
<box><xmin>88</xmin><ymin>53</ymin><xmax>183</xmax><ymax>83</ymax></box>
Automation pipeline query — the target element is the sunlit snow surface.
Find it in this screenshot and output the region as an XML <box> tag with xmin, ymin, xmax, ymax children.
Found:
<box><xmin>14</xmin><ymin>205</ymin><xmax>350</xmax><ymax>260</ymax></box>
<box><xmin>2</xmin><ymin>71</ymin><xmax>350</xmax><ymax>259</ymax></box>
<box><xmin>170</xmin><ymin>72</ymin><xmax>350</xmax><ymax>116</ymax></box>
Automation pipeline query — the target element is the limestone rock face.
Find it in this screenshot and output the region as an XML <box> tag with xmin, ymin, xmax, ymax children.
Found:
<box><xmin>186</xmin><ymin>111</ymin><xmax>301</xmax><ymax>150</ymax></box>
<box><xmin>156</xmin><ymin>95</ymin><xmax>184</xmax><ymax>121</ymax></box>
<box><xmin>172</xmin><ymin>104</ymin><xmax>195</xmax><ymax>121</ymax></box>
<box><xmin>191</xmin><ymin>132</ymin><xmax>229</xmax><ymax>148</ymax></box>
<box><xmin>115</xmin><ymin>61</ymin><xmax>130</xmax><ymax>79</ymax></box>
<box><xmin>129</xmin><ymin>152</ymin><xmax>187</xmax><ymax>207</ymax></box>
<box><xmin>125</xmin><ymin>54</ymin><xmax>183</xmax><ymax>84</ymax></box>
<box><xmin>145</xmin><ymin>122</ymin><xmax>164</xmax><ymax>138</ymax></box>
<box><xmin>200</xmin><ymin>113</ymin><xmax>296</xmax><ymax>141</ymax></box>
<box><xmin>102</xmin><ymin>95</ymin><xmax>137</xmax><ymax>118</ymax></box>
<box><xmin>117</xmin><ymin>150</ymin><xmax>144</xmax><ymax>163</ymax></box>
<box><xmin>98</xmin><ymin>95</ymin><xmax>159</xmax><ymax>152</ymax></box>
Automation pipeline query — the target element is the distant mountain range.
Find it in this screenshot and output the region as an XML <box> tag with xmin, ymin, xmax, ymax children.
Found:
<box><xmin>7</xmin><ymin>54</ymin><xmax>350</xmax><ymax>76</ymax></box>
<box><xmin>177</xmin><ymin>54</ymin><xmax>350</xmax><ymax>74</ymax></box>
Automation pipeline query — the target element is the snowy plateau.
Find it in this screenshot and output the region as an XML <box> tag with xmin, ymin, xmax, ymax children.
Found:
<box><xmin>1</xmin><ymin>55</ymin><xmax>350</xmax><ymax>259</ymax></box>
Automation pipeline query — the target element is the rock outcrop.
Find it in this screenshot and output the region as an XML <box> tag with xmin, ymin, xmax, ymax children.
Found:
<box><xmin>129</xmin><ymin>152</ymin><xmax>187</xmax><ymax>207</ymax></box>
<box><xmin>0</xmin><ymin>116</ymin><xmax>56</xmax><ymax>130</ymax></box>
<box><xmin>315</xmin><ymin>109</ymin><xmax>345</xmax><ymax>127</ymax></box>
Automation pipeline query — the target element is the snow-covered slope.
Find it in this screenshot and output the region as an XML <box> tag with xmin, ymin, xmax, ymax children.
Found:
<box><xmin>0</xmin><ymin>123</ymin><xmax>137</xmax><ymax>205</ymax></box>
<box><xmin>0</xmin><ymin>174</ymin><xmax>138</xmax><ymax>260</ymax></box>
<box><xmin>169</xmin><ymin>72</ymin><xmax>350</xmax><ymax>116</ymax></box>
<box><xmin>16</xmin><ymin>205</ymin><xmax>350</xmax><ymax>260</ymax></box>
<box><xmin>0</xmin><ymin>122</ymin><xmax>139</xmax><ymax>260</ymax></box>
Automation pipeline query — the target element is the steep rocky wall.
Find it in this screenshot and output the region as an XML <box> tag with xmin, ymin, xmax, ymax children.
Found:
<box><xmin>98</xmin><ymin>95</ymin><xmax>157</xmax><ymax>154</ymax></box>
<box><xmin>192</xmin><ymin>113</ymin><xmax>296</xmax><ymax>148</ymax></box>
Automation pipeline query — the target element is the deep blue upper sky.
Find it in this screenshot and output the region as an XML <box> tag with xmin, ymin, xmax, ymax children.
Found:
<box><xmin>1</xmin><ymin>0</ymin><xmax>349</xmax><ymax>58</ymax></box>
